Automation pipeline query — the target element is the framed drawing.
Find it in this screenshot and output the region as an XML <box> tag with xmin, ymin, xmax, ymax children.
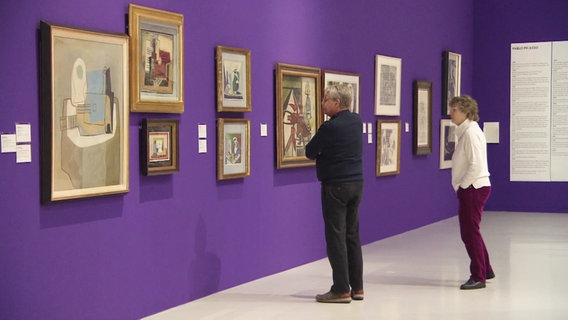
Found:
<box><xmin>217</xmin><ymin>118</ymin><xmax>250</xmax><ymax>180</ymax></box>
<box><xmin>374</xmin><ymin>54</ymin><xmax>402</xmax><ymax>116</ymax></box>
<box><xmin>440</xmin><ymin>119</ymin><xmax>457</xmax><ymax>169</ymax></box>
<box><xmin>129</xmin><ymin>4</ymin><xmax>184</xmax><ymax>113</ymax></box>
<box><xmin>413</xmin><ymin>80</ymin><xmax>432</xmax><ymax>155</ymax></box>
<box><xmin>140</xmin><ymin>119</ymin><xmax>179</xmax><ymax>176</ymax></box>
<box><xmin>376</xmin><ymin>120</ymin><xmax>401</xmax><ymax>176</ymax></box>
<box><xmin>275</xmin><ymin>63</ymin><xmax>321</xmax><ymax>169</ymax></box>
<box><xmin>442</xmin><ymin>51</ymin><xmax>461</xmax><ymax>115</ymax></box>
<box><xmin>322</xmin><ymin>70</ymin><xmax>360</xmax><ymax>113</ymax></box>
<box><xmin>216</xmin><ymin>46</ymin><xmax>252</xmax><ymax>112</ymax></box>
<box><xmin>39</xmin><ymin>21</ymin><xmax>129</xmax><ymax>204</ymax></box>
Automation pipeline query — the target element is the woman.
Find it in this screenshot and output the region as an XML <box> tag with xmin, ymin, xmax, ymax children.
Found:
<box><xmin>449</xmin><ymin>95</ymin><xmax>494</xmax><ymax>290</ymax></box>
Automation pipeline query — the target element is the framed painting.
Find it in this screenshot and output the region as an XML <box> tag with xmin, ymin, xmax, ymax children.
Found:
<box><xmin>440</xmin><ymin>119</ymin><xmax>457</xmax><ymax>169</ymax></box>
<box><xmin>374</xmin><ymin>54</ymin><xmax>402</xmax><ymax>116</ymax></box>
<box><xmin>39</xmin><ymin>21</ymin><xmax>129</xmax><ymax>204</ymax></box>
<box><xmin>217</xmin><ymin>118</ymin><xmax>250</xmax><ymax>180</ymax></box>
<box><xmin>275</xmin><ymin>63</ymin><xmax>321</xmax><ymax>169</ymax></box>
<box><xmin>129</xmin><ymin>4</ymin><xmax>184</xmax><ymax>113</ymax></box>
<box><xmin>140</xmin><ymin>119</ymin><xmax>179</xmax><ymax>176</ymax></box>
<box><xmin>216</xmin><ymin>46</ymin><xmax>252</xmax><ymax>112</ymax></box>
<box><xmin>442</xmin><ymin>51</ymin><xmax>461</xmax><ymax>115</ymax></box>
<box><xmin>376</xmin><ymin>120</ymin><xmax>401</xmax><ymax>176</ymax></box>
<box><xmin>413</xmin><ymin>80</ymin><xmax>432</xmax><ymax>155</ymax></box>
<box><xmin>322</xmin><ymin>70</ymin><xmax>360</xmax><ymax>114</ymax></box>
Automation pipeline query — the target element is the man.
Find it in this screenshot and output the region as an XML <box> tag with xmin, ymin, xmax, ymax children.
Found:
<box><xmin>306</xmin><ymin>84</ymin><xmax>364</xmax><ymax>303</ymax></box>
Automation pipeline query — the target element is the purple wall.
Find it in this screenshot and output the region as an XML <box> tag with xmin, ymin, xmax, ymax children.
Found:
<box><xmin>9</xmin><ymin>0</ymin><xmax>564</xmax><ymax>319</ymax></box>
<box><xmin>473</xmin><ymin>0</ymin><xmax>568</xmax><ymax>213</ymax></box>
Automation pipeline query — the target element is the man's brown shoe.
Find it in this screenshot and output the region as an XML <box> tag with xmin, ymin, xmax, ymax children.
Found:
<box><xmin>315</xmin><ymin>291</ymin><xmax>352</xmax><ymax>303</ymax></box>
<box><xmin>351</xmin><ymin>289</ymin><xmax>364</xmax><ymax>300</ymax></box>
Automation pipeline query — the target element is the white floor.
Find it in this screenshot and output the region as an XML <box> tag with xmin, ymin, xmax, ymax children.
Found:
<box><xmin>143</xmin><ymin>211</ymin><xmax>568</xmax><ymax>320</ymax></box>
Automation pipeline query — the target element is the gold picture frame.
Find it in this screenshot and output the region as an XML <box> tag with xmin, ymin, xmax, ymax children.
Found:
<box><xmin>140</xmin><ymin>119</ymin><xmax>179</xmax><ymax>176</ymax></box>
<box><xmin>216</xmin><ymin>46</ymin><xmax>252</xmax><ymax>112</ymax></box>
<box><xmin>376</xmin><ymin>119</ymin><xmax>401</xmax><ymax>176</ymax></box>
<box><xmin>129</xmin><ymin>4</ymin><xmax>184</xmax><ymax>113</ymax></box>
<box><xmin>217</xmin><ymin>118</ymin><xmax>250</xmax><ymax>180</ymax></box>
<box><xmin>39</xmin><ymin>21</ymin><xmax>129</xmax><ymax>203</ymax></box>
<box><xmin>275</xmin><ymin>63</ymin><xmax>321</xmax><ymax>169</ymax></box>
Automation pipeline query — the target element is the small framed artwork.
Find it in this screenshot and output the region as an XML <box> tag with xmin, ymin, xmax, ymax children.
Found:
<box><xmin>275</xmin><ymin>63</ymin><xmax>321</xmax><ymax>169</ymax></box>
<box><xmin>39</xmin><ymin>21</ymin><xmax>129</xmax><ymax>204</ymax></box>
<box><xmin>322</xmin><ymin>70</ymin><xmax>360</xmax><ymax>113</ymax></box>
<box><xmin>216</xmin><ymin>46</ymin><xmax>252</xmax><ymax>112</ymax></box>
<box><xmin>376</xmin><ymin>120</ymin><xmax>401</xmax><ymax>176</ymax></box>
<box><xmin>440</xmin><ymin>119</ymin><xmax>457</xmax><ymax>169</ymax></box>
<box><xmin>217</xmin><ymin>118</ymin><xmax>250</xmax><ymax>180</ymax></box>
<box><xmin>141</xmin><ymin>119</ymin><xmax>179</xmax><ymax>176</ymax></box>
<box><xmin>442</xmin><ymin>51</ymin><xmax>461</xmax><ymax>115</ymax></box>
<box><xmin>374</xmin><ymin>54</ymin><xmax>402</xmax><ymax>116</ymax></box>
<box><xmin>413</xmin><ymin>80</ymin><xmax>432</xmax><ymax>155</ymax></box>
<box><xmin>129</xmin><ymin>4</ymin><xmax>184</xmax><ymax>113</ymax></box>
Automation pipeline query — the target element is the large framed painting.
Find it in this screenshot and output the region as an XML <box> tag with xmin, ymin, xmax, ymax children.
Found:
<box><xmin>275</xmin><ymin>63</ymin><xmax>321</xmax><ymax>169</ymax></box>
<box><xmin>440</xmin><ymin>119</ymin><xmax>457</xmax><ymax>169</ymax></box>
<box><xmin>216</xmin><ymin>46</ymin><xmax>252</xmax><ymax>112</ymax></box>
<box><xmin>140</xmin><ymin>119</ymin><xmax>179</xmax><ymax>176</ymax></box>
<box><xmin>217</xmin><ymin>118</ymin><xmax>250</xmax><ymax>180</ymax></box>
<box><xmin>376</xmin><ymin>120</ymin><xmax>401</xmax><ymax>176</ymax></box>
<box><xmin>374</xmin><ymin>54</ymin><xmax>402</xmax><ymax>116</ymax></box>
<box><xmin>129</xmin><ymin>4</ymin><xmax>184</xmax><ymax>113</ymax></box>
<box><xmin>322</xmin><ymin>70</ymin><xmax>360</xmax><ymax>114</ymax></box>
<box><xmin>413</xmin><ymin>80</ymin><xmax>432</xmax><ymax>155</ymax></box>
<box><xmin>39</xmin><ymin>22</ymin><xmax>129</xmax><ymax>204</ymax></box>
<box><xmin>442</xmin><ymin>51</ymin><xmax>461</xmax><ymax>115</ymax></box>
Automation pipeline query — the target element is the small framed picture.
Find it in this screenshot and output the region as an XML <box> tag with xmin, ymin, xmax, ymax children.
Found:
<box><xmin>376</xmin><ymin>120</ymin><xmax>401</xmax><ymax>176</ymax></box>
<box><xmin>275</xmin><ymin>63</ymin><xmax>321</xmax><ymax>169</ymax></box>
<box><xmin>322</xmin><ymin>70</ymin><xmax>360</xmax><ymax>114</ymax></box>
<box><xmin>141</xmin><ymin>119</ymin><xmax>179</xmax><ymax>176</ymax></box>
<box><xmin>439</xmin><ymin>119</ymin><xmax>457</xmax><ymax>169</ymax></box>
<box><xmin>217</xmin><ymin>118</ymin><xmax>250</xmax><ymax>180</ymax></box>
<box><xmin>374</xmin><ymin>54</ymin><xmax>402</xmax><ymax>116</ymax></box>
<box><xmin>442</xmin><ymin>51</ymin><xmax>461</xmax><ymax>115</ymax></box>
<box><xmin>413</xmin><ymin>80</ymin><xmax>432</xmax><ymax>155</ymax></box>
<box><xmin>216</xmin><ymin>46</ymin><xmax>252</xmax><ymax>112</ymax></box>
<box><xmin>129</xmin><ymin>4</ymin><xmax>184</xmax><ymax>113</ymax></box>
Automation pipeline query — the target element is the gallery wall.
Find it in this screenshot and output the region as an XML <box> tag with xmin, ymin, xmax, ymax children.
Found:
<box><xmin>0</xmin><ymin>0</ymin><xmax>564</xmax><ymax>319</ymax></box>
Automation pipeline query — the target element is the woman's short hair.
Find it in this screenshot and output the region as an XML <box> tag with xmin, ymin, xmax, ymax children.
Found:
<box><xmin>449</xmin><ymin>95</ymin><xmax>479</xmax><ymax>121</ymax></box>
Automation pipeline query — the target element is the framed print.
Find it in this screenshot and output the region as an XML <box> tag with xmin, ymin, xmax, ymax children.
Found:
<box><xmin>275</xmin><ymin>63</ymin><xmax>321</xmax><ymax>169</ymax></box>
<box><xmin>129</xmin><ymin>4</ymin><xmax>184</xmax><ymax>113</ymax></box>
<box><xmin>376</xmin><ymin>120</ymin><xmax>401</xmax><ymax>176</ymax></box>
<box><xmin>141</xmin><ymin>119</ymin><xmax>179</xmax><ymax>176</ymax></box>
<box><xmin>442</xmin><ymin>51</ymin><xmax>461</xmax><ymax>115</ymax></box>
<box><xmin>413</xmin><ymin>80</ymin><xmax>432</xmax><ymax>155</ymax></box>
<box><xmin>322</xmin><ymin>70</ymin><xmax>360</xmax><ymax>113</ymax></box>
<box><xmin>39</xmin><ymin>22</ymin><xmax>129</xmax><ymax>204</ymax></box>
<box><xmin>216</xmin><ymin>46</ymin><xmax>252</xmax><ymax>112</ymax></box>
<box><xmin>374</xmin><ymin>54</ymin><xmax>402</xmax><ymax>116</ymax></box>
<box><xmin>217</xmin><ymin>118</ymin><xmax>250</xmax><ymax>180</ymax></box>
<box><xmin>440</xmin><ymin>119</ymin><xmax>457</xmax><ymax>169</ymax></box>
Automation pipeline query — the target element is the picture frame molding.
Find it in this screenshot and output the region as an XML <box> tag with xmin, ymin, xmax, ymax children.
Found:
<box><xmin>374</xmin><ymin>54</ymin><xmax>402</xmax><ymax>116</ymax></box>
<box><xmin>413</xmin><ymin>80</ymin><xmax>433</xmax><ymax>155</ymax></box>
<box><xmin>216</xmin><ymin>46</ymin><xmax>252</xmax><ymax>112</ymax></box>
<box><xmin>129</xmin><ymin>4</ymin><xmax>184</xmax><ymax>113</ymax></box>
<box><xmin>322</xmin><ymin>69</ymin><xmax>360</xmax><ymax>114</ymax></box>
<box><xmin>140</xmin><ymin>118</ymin><xmax>180</xmax><ymax>176</ymax></box>
<box><xmin>217</xmin><ymin>118</ymin><xmax>250</xmax><ymax>180</ymax></box>
<box><xmin>376</xmin><ymin>119</ymin><xmax>401</xmax><ymax>176</ymax></box>
<box><xmin>439</xmin><ymin>119</ymin><xmax>457</xmax><ymax>169</ymax></box>
<box><xmin>442</xmin><ymin>51</ymin><xmax>461</xmax><ymax>115</ymax></box>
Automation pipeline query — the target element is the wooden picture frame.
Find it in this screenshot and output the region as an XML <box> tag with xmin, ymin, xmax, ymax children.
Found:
<box><xmin>39</xmin><ymin>21</ymin><xmax>129</xmax><ymax>204</ymax></box>
<box><xmin>216</xmin><ymin>46</ymin><xmax>252</xmax><ymax>112</ymax></box>
<box><xmin>376</xmin><ymin>120</ymin><xmax>401</xmax><ymax>176</ymax></box>
<box><xmin>217</xmin><ymin>118</ymin><xmax>250</xmax><ymax>180</ymax></box>
<box><xmin>129</xmin><ymin>4</ymin><xmax>184</xmax><ymax>113</ymax></box>
<box><xmin>275</xmin><ymin>63</ymin><xmax>321</xmax><ymax>169</ymax></box>
<box><xmin>442</xmin><ymin>51</ymin><xmax>461</xmax><ymax>115</ymax></box>
<box><xmin>413</xmin><ymin>80</ymin><xmax>432</xmax><ymax>155</ymax></box>
<box><xmin>140</xmin><ymin>119</ymin><xmax>179</xmax><ymax>176</ymax></box>
<box><xmin>374</xmin><ymin>54</ymin><xmax>402</xmax><ymax>116</ymax></box>
<box><xmin>440</xmin><ymin>119</ymin><xmax>457</xmax><ymax>169</ymax></box>
<box><xmin>322</xmin><ymin>70</ymin><xmax>360</xmax><ymax>114</ymax></box>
